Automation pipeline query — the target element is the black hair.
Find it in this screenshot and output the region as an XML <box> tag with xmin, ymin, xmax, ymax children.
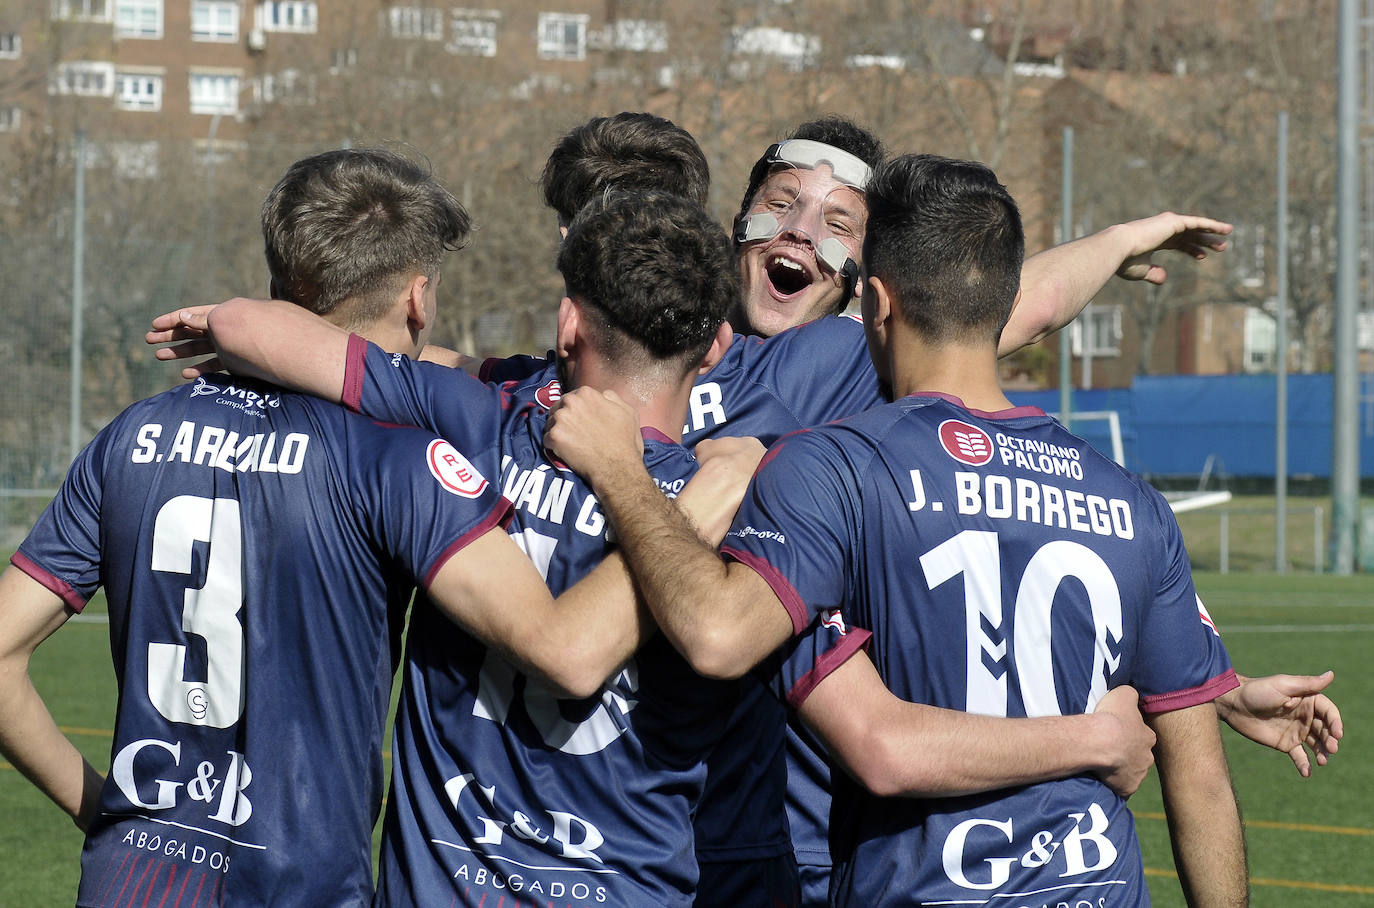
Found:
<box><xmin>862</xmin><ymin>154</ymin><xmax>1024</xmax><ymax>345</ymax></box>
<box><xmin>557</xmin><ymin>190</ymin><xmax>735</xmax><ymax>373</ymax></box>
<box><xmin>541</xmin><ymin>113</ymin><xmax>710</xmax><ymax>224</ymax></box>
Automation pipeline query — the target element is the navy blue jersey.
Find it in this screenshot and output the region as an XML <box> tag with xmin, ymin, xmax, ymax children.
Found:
<box><xmin>480</xmin><ymin>315</ymin><xmax>883</xmax><ymax>883</ymax></box>
<box><xmin>14</xmin><ymin>374</ymin><xmax>507</xmax><ymax>907</ymax></box>
<box><xmin>343</xmin><ymin>337</ymin><xmax>857</xmax><ymax>906</ymax></box>
<box><xmin>720</xmin><ymin>393</ymin><xmax>1237</xmax><ymax>907</ymax></box>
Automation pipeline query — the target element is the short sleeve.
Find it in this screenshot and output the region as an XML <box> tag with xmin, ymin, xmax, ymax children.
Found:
<box><xmin>13</xmin><ymin>429</ymin><xmax>115</xmax><ymax>611</ymax></box>
<box><xmin>1134</xmin><ymin>491</ymin><xmax>1236</xmax><ymax>713</ymax></box>
<box><xmin>770</xmin><ymin>609</ymin><xmax>872</xmax><ymax>710</ymax></box>
<box><xmin>350</xmin><ymin>421</ymin><xmax>511</xmax><ymax>589</ymax></box>
<box><xmin>342</xmin><ymin>335</ymin><xmax>506</xmax><ymax>455</ymax></box>
<box><xmin>720</xmin><ymin>429</ymin><xmax>860</xmax><ymax>635</ymax></box>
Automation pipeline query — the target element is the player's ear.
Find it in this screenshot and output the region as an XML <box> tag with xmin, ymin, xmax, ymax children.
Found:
<box><xmin>403</xmin><ymin>274</ymin><xmax>430</xmax><ymax>331</ymax></box>
<box><xmin>697</xmin><ymin>321</ymin><xmax>734</xmax><ymax>375</ymax></box>
<box><xmin>866</xmin><ymin>275</ymin><xmax>894</xmax><ymax>340</ymax></box>
<box><xmin>555</xmin><ymin>296</ymin><xmax>580</xmax><ymax>359</ymax></box>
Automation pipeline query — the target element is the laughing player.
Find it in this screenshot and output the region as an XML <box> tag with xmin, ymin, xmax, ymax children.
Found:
<box><xmin>544</xmin><ymin>154</ymin><xmax>1248</xmax><ymax>907</ymax></box>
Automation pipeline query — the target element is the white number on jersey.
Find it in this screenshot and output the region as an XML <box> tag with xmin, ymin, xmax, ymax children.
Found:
<box><xmin>920</xmin><ymin>530</ymin><xmax>1123</xmax><ymax>717</ymax></box>
<box><xmin>146</xmin><ymin>496</ymin><xmax>246</xmax><ymax>727</ymax></box>
<box><xmin>471</xmin><ymin>529</ymin><xmax>638</xmax><ymax>755</ymax></box>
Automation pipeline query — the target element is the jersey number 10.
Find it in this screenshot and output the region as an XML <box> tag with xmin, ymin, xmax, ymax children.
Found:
<box><xmin>920</xmin><ymin>530</ymin><xmax>1124</xmax><ymax>718</ymax></box>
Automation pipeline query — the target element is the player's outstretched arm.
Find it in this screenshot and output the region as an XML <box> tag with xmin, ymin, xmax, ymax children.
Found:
<box><xmin>799</xmin><ymin>652</ymin><xmax>1156</xmax><ymax>798</ymax></box>
<box><xmin>0</xmin><ymin>567</ymin><xmax>104</xmax><ymax>830</ymax></box>
<box><xmin>1000</xmin><ymin>212</ymin><xmax>1232</xmax><ymax>354</ymax></box>
<box><xmin>544</xmin><ymin>388</ymin><xmax>794</xmax><ymax>679</ymax></box>
<box><xmin>1214</xmin><ymin>671</ymin><xmax>1342</xmax><ymax>777</ymax></box>
<box><xmin>1149</xmin><ymin>702</ymin><xmax>1248</xmax><ymax>907</ymax></box>
<box><xmin>147</xmin><ymin>299</ymin><xmax>351</xmax><ymax>400</ymax></box>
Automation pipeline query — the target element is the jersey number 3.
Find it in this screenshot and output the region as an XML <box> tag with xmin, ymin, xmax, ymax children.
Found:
<box><xmin>146</xmin><ymin>495</ymin><xmax>246</xmax><ymax>728</ymax></box>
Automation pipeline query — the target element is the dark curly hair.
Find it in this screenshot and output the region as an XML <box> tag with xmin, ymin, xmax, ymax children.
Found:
<box><xmin>557</xmin><ymin>191</ymin><xmax>735</xmax><ymax>374</ymax></box>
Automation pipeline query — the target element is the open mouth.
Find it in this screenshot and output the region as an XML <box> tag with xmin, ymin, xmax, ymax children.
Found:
<box><xmin>765</xmin><ymin>254</ymin><xmax>814</xmax><ymax>298</ymax></box>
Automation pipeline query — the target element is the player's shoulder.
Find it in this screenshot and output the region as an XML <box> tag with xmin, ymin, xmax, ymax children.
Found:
<box><xmin>719</xmin><ymin>313</ymin><xmax>865</xmax><ymax>369</ymax></box>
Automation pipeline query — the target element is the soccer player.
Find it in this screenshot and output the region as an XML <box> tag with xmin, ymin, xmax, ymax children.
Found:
<box><xmin>151</xmin><ymin>184</ymin><xmax>1173</xmax><ymax>906</ymax></box>
<box><xmin>152</xmin><ymin>115</ymin><xmax>1337</xmax><ymax>905</ymax></box>
<box><xmin>0</xmin><ymin>149</ymin><xmax>697</xmax><ymax>906</ymax></box>
<box><xmin>193</xmin><ymin>190</ymin><xmax>761</xmax><ymax>905</ymax></box>
<box><xmin>544</xmin><ymin>153</ymin><xmax>1248</xmax><ymax>906</ymax></box>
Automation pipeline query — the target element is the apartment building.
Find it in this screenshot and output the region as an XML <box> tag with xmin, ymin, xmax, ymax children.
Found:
<box><xmin>0</xmin><ymin>0</ymin><xmax>1342</xmax><ymax>384</ymax></box>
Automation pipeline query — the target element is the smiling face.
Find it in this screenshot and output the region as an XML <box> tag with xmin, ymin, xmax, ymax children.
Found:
<box><xmin>733</xmin><ymin>166</ymin><xmax>867</xmax><ymax>337</ymax></box>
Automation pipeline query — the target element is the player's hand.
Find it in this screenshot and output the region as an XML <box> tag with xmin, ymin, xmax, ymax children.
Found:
<box><xmin>1091</xmin><ymin>685</ymin><xmax>1155</xmax><ymax>798</ymax></box>
<box><xmin>1214</xmin><ymin>671</ymin><xmax>1342</xmax><ymax>777</ymax></box>
<box><xmin>145</xmin><ymin>304</ymin><xmax>223</xmax><ymax>379</ymax></box>
<box><xmin>544</xmin><ymin>387</ymin><xmax>643</xmax><ymax>487</ymax></box>
<box><xmin>1114</xmin><ymin>212</ymin><xmax>1232</xmax><ymax>285</ymax></box>
<box><xmin>676</xmin><ymin>437</ymin><xmax>766</xmax><ymax>546</ymax></box>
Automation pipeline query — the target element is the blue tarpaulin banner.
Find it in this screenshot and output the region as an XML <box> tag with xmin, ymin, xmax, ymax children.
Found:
<box><xmin>1008</xmin><ymin>373</ymin><xmax>1374</xmax><ymax>478</ymax></box>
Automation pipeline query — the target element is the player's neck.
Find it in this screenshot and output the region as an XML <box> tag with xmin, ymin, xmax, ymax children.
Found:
<box><xmin>890</xmin><ymin>336</ymin><xmax>1013</xmax><ymax>414</ymax></box>
<box><xmin>567</xmin><ymin>360</ymin><xmax>689</xmax><ymax>443</ymax></box>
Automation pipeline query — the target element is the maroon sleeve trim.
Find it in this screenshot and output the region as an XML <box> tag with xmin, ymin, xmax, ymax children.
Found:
<box><xmin>342</xmin><ymin>333</ymin><xmax>368</xmax><ymax>413</ymax></box>
<box><xmin>785</xmin><ymin>627</ymin><xmax>872</xmax><ymax>710</ymax></box>
<box><xmin>1140</xmin><ymin>668</ymin><xmax>1240</xmax><ymax>715</ymax></box>
<box><xmin>10</xmin><ymin>552</ymin><xmax>88</xmax><ymax>613</ymax></box>
<box><xmin>720</xmin><ymin>546</ymin><xmax>810</xmax><ymax>635</ymax></box>
<box><xmin>421</xmin><ymin>499</ymin><xmax>514</xmax><ymax>588</ymax></box>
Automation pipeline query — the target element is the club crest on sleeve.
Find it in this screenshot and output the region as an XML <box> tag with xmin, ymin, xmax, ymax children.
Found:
<box><xmin>536</xmin><ymin>379</ymin><xmax>563</xmax><ymax>410</ymax></box>
<box><xmin>820</xmin><ymin>610</ymin><xmax>848</xmax><ymax>635</ymax></box>
<box><xmin>937</xmin><ymin>419</ymin><xmax>994</xmax><ymax>466</ymax></box>
<box><xmin>427</xmin><ymin>440</ymin><xmax>489</xmax><ymax>498</ymax></box>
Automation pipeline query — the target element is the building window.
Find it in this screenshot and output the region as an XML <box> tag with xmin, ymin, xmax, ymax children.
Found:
<box><xmin>0</xmin><ymin>33</ymin><xmax>21</xmax><ymax>58</ymax></box>
<box><xmin>609</xmin><ymin>19</ymin><xmax>666</xmax><ymax>52</ymax></box>
<box><xmin>257</xmin><ymin>1</ymin><xmax>315</xmax><ymax>33</ymax></box>
<box><xmin>537</xmin><ymin>12</ymin><xmax>587</xmax><ymax>61</ymax></box>
<box><xmin>253</xmin><ymin>68</ymin><xmax>314</xmax><ymax>104</ymax></box>
<box><xmin>189</xmin><ymin>71</ymin><xmax>240</xmax><ymax>113</ymax></box>
<box><xmin>389</xmin><ymin>6</ymin><xmax>442</xmax><ymax>40</ymax></box>
<box><xmin>1070</xmin><ymin>305</ymin><xmax>1123</xmax><ymax>357</ymax></box>
<box><xmin>108</xmin><ymin>140</ymin><xmax>159</xmax><ymax>179</ymax></box>
<box><xmin>1229</xmin><ymin>222</ymin><xmax>1267</xmax><ymax>289</ymax></box>
<box><xmin>115</xmin><ymin>0</ymin><xmax>162</xmax><ymax>38</ymax></box>
<box><xmin>54</xmin><ymin>0</ymin><xmax>111</xmax><ymax>21</ymax></box>
<box><xmin>52</xmin><ymin>61</ymin><xmax>115</xmax><ymax>96</ymax></box>
<box><xmin>1243</xmin><ymin>308</ymin><xmax>1277</xmax><ymax>372</ymax></box>
<box><xmin>0</xmin><ymin>106</ymin><xmax>20</xmax><ymax>131</ymax></box>
<box><xmin>192</xmin><ymin>1</ymin><xmax>239</xmax><ymax>41</ymax></box>
<box><xmin>448</xmin><ymin>9</ymin><xmax>497</xmax><ymax>56</ymax></box>
<box><xmin>329</xmin><ymin>47</ymin><xmax>357</xmax><ymax>73</ymax></box>
<box><xmin>115</xmin><ymin>71</ymin><xmax>162</xmax><ymax>110</ymax></box>
<box><xmin>730</xmin><ymin>26</ymin><xmax>819</xmax><ymax>70</ymax></box>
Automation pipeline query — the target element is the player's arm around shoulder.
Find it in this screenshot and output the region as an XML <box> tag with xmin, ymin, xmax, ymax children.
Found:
<box><xmin>799</xmin><ymin>651</ymin><xmax>1156</xmax><ymax>799</ymax></box>
<box><xmin>0</xmin><ymin>566</ymin><xmax>104</xmax><ymax>829</ymax></box>
<box><xmin>426</xmin><ymin>529</ymin><xmax>648</xmax><ymax>699</ymax></box>
<box><xmin>205</xmin><ymin>299</ymin><xmax>351</xmax><ymax>400</ymax></box>
<box><xmin>1148</xmin><ymin>701</ymin><xmax>1248</xmax><ymax>906</ymax></box>
<box><xmin>544</xmin><ymin>387</ymin><xmax>795</xmax><ymax>679</ymax></box>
